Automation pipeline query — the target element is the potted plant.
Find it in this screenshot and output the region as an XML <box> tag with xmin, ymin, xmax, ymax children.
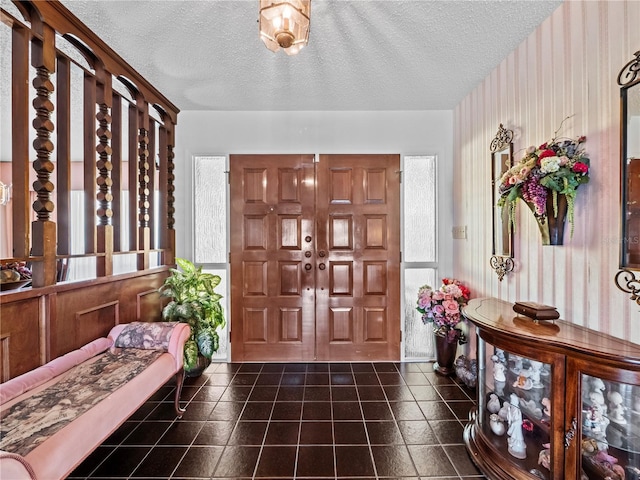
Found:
<box><xmin>416</xmin><ymin>278</ymin><xmax>471</xmax><ymax>375</ymax></box>
<box><xmin>159</xmin><ymin>258</ymin><xmax>225</xmax><ymax>375</ymax></box>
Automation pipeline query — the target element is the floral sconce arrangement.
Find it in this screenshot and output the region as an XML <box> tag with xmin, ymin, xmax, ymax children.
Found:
<box><xmin>497</xmin><ymin>119</ymin><xmax>590</xmax><ymax>246</ymax></box>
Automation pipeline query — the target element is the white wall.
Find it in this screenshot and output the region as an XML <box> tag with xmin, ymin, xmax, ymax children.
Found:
<box><xmin>453</xmin><ymin>0</ymin><xmax>640</xmax><ymax>342</ymax></box>
<box><xmin>174</xmin><ymin>110</ymin><xmax>454</xmax><ymax>275</ymax></box>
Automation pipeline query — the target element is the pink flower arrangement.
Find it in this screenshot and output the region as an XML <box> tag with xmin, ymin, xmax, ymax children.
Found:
<box><xmin>497</xmin><ymin>134</ymin><xmax>590</xmax><ymax>236</ymax></box>
<box><xmin>416</xmin><ymin>278</ymin><xmax>471</xmax><ymax>344</ymax></box>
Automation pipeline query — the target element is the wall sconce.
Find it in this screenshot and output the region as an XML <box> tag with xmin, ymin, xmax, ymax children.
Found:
<box><xmin>0</xmin><ymin>181</ymin><xmax>11</xmax><ymax>206</ymax></box>
<box><xmin>259</xmin><ymin>0</ymin><xmax>311</xmax><ymax>56</ymax></box>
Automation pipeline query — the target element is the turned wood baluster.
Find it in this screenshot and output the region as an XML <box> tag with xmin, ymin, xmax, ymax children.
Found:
<box><xmin>96</xmin><ymin>69</ymin><xmax>114</xmax><ymax>277</ymax></box>
<box><xmin>137</xmin><ymin>119</ymin><xmax>150</xmax><ymax>271</ymax></box>
<box><xmin>30</xmin><ymin>26</ymin><xmax>57</xmax><ymax>287</ymax></box>
<box><xmin>166</xmin><ymin>140</ymin><xmax>176</xmax><ymax>265</ymax></box>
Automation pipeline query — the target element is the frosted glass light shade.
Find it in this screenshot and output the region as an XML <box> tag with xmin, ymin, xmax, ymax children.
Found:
<box><xmin>259</xmin><ymin>0</ymin><xmax>311</xmax><ymax>55</ymax></box>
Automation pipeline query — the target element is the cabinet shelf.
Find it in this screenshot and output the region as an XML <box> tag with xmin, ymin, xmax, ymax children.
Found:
<box><xmin>463</xmin><ymin>297</ymin><xmax>640</xmax><ymax>480</ymax></box>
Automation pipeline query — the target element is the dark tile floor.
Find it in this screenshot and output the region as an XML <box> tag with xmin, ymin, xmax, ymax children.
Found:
<box><xmin>69</xmin><ymin>362</ymin><xmax>486</xmax><ymax>479</ymax></box>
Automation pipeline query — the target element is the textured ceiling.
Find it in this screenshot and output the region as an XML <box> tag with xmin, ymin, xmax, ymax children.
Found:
<box><xmin>59</xmin><ymin>0</ymin><xmax>562</xmax><ymax>112</ymax></box>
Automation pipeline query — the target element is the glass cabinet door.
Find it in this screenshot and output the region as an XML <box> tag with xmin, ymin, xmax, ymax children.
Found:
<box><xmin>579</xmin><ymin>374</ymin><xmax>640</xmax><ymax>479</ymax></box>
<box><xmin>479</xmin><ymin>338</ymin><xmax>560</xmax><ymax>479</ymax></box>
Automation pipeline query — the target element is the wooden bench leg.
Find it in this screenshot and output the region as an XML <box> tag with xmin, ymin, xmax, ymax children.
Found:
<box><xmin>173</xmin><ymin>369</ymin><xmax>186</xmax><ymax>418</ymax></box>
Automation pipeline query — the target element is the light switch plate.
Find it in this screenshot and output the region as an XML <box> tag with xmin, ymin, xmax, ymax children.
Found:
<box><xmin>452</xmin><ymin>226</ymin><xmax>467</xmax><ymax>239</ymax></box>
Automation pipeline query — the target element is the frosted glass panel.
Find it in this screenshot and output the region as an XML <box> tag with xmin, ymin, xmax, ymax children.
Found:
<box><xmin>404</xmin><ymin>156</ymin><xmax>436</xmax><ymax>262</ymax></box>
<box><xmin>194</xmin><ymin>156</ymin><xmax>227</xmax><ymax>264</ymax></box>
<box><xmin>404</xmin><ymin>268</ymin><xmax>436</xmax><ymax>359</ymax></box>
<box><xmin>204</xmin><ymin>268</ymin><xmax>229</xmax><ymax>361</ymax></box>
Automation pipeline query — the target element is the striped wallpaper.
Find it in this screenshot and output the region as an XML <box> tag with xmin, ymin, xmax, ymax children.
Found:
<box><xmin>453</xmin><ymin>0</ymin><xmax>640</xmax><ymax>343</ymax></box>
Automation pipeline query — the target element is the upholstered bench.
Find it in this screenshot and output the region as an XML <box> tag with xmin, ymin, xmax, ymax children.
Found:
<box><xmin>0</xmin><ymin>321</ymin><xmax>190</xmax><ymax>480</ymax></box>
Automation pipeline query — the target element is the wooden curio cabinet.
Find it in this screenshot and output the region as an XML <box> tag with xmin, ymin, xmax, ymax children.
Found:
<box><xmin>463</xmin><ymin>298</ymin><xmax>640</xmax><ymax>480</ymax></box>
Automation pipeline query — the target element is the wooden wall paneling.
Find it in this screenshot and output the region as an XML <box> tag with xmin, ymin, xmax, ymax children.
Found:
<box><xmin>136</xmin><ymin>288</ymin><xmax>163</xmax><ymax>323</ymax></box>
<box><xmin>11</xmin><ymin>22</ymin><xmax>30</xmax><ymax>259</ymax></box>
<box><xmin>73</xmin><ymin>300</ymin><xmax>119</xmax><ymax>353</ymax></box>
<box><xmin>56</xmin><ymin>54</ymin><xmax>71</xmax><ymax>256</ymax></box>
<box><xmin>83</xmin><ymin>72</ymin><xmax>97</xmax><ymax>255</ymax></box>
<box><xmin>0</xmin><ymin>298</ymin><xmax>42</xmax><ymax>379</ymax></box>
<box><xmin>111</xmin><ymin>93</ymin><xmax>122</xmax><ymax>252</ymax></box>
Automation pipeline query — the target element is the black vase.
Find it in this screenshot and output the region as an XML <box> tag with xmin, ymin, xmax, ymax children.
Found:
<box><xmin>545</xmin><ymin>193</ymin><xmax>568</xmax><ymax>245</ymax></box>
<box><xmin>434</xmin><ymin>332</ymin><xmax>458</xmax><ymax>376</ymax></box>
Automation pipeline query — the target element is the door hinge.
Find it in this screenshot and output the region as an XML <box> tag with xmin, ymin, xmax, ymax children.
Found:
<box><xmin>396</xmin><ymin>169</ymin><xmax>402</xmax><ymax>183</ymax></box>
<box><xmin>225</xmin><ymin>170</ymin><xmax>230</xmax><ymax>184</ymax></box>
<box><xmin>400</xmin><ymin>331</ymin><xmax>402</xmax><ymax>342</ymax></box>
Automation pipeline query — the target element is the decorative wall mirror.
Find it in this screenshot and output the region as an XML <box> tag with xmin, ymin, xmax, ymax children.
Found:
<box><xmin>615</xmin><ymin>51</ymin><xmax>640</xmax><ymax>304</ymax></box>
<box><xmin>490</xmin><ymin>124</ymin><xmax>515</xmax><ymax>281</ymax></box>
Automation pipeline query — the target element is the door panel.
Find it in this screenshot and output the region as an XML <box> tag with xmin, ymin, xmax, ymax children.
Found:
<box><xmin>230</xmin><ymin>153</ymin><xmax>400</xmax><ymax>362</ymax></box>
<box><xmin>230</xmin><ymin>155</ymin><xmax>316</xmax><ymax>361</ymax></box>
<box><xmin>316</xmin><ymin>154</ymin><xmax>400</xmax><ymax>361</ymax></box>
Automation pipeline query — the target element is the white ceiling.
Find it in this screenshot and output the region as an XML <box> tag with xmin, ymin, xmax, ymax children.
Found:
<box><xmin>60</xmin><ymin>0</ymin><xmax>562</xmax><ymax>112</ymax></box>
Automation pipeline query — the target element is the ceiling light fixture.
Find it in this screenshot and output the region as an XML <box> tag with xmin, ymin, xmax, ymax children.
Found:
<box><xmin>259</xmin><ymin>0</ymin><xmax>311</xmax><ymax>56</ymax></box>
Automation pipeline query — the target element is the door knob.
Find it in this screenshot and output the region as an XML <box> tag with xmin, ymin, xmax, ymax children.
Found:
<box><xmin>318</xmin><ymin>263</ymin><xmax>326</xmax><ymax>270</ymax></box>
<box><xmin>305</xmin><ymin>251</ymin><xmax>312</xmax><ymax>258</ymax></box>
<box><xmin>305</xmin><ymin>236</ymin><xmax>312</xmax><ymax>243</ymax></box>
<box><xmin>318</xmin><ymin>250</ymin><xmax>326</xmax><ymax>257</ymax></box>
<box><xmin>305</xmin><ymin>263</ymin><xmax>312</xmax><ymax>271</ymax></box>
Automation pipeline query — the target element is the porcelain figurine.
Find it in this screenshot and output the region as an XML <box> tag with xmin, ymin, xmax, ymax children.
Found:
<box><xmin>494</xmin><ymin>348</ymin><xmax>507</xmax><ymax>364</ymax></box>
<box><xmin>520</xmin><ymin>398</ymin><xmax>543</xmax><ymax>419</ymax></box>
<box><xmin>498</xmin><ymin>400</ymin><xmax>510</xmax><ymax>421</ymax></box>
<box><xmin>608</xmin><ymin>391</ymin><xmax>627</xmax><ymax>424</ymax></box>
<box><xmin>492</xmin><ymin>355</ymin><xmax>506</xmax><ymax>382</ymax></box>
<box><xmin>538</xmin><ymin>444</ymin><xmax>551</xmax><ymax>470</ymax></box>
<box><xmin>494</xmin><ymin>380</ymin><xmax>506</xmax><ymax>397</ymax></box>
<box><xmin>507</xmin><ymin>393</ymin><xmax>527</xmax><ymax>459</ymax></box>
<box><xmin>589</xmin><ymin>390</ymin><xmax>608</xmax><ymax>416</ymax></box>
<box><xmin>510</xmin><ymin>355</ymin><xmax>523</xmax><ymax>374</ymax></box>
<box><xmin>591</xmin><ymin>377</ymin><xmax>606</xmax><ymax>393</ymax></box>
<box><xmin>489</xmin><ymin>413</ymin><xmax>506</xmax><ymax>435</ymax></box>
<box><xmin>529</xmin><ymin>360</ymin><xmax>544</xmax><ymax>388</ymax></box>
<box><xmin>513</xmin><ymin>373</ymin><xmax>533</xmax><ymax>390</ymax></box>
<box><xmin>487</xmin><ymin>393</ymin><xmax>501</xmax><ymax>413</ymax></box>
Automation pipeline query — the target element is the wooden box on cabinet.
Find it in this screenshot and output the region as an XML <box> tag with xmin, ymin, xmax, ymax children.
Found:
<box><xmin>462</xmin><ymin>298</ymin><xmax>640</xmax><ymax>480</ymax></box>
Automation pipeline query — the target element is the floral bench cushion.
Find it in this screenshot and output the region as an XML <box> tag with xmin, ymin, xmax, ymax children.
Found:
<box><xmin>0</xmin><ymin>348</ymin><xmax>162</xmax><ymax>456</ymax></box>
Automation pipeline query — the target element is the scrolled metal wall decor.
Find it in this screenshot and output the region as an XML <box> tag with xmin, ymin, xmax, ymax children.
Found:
<box><xmin>616</xmin><ymin>49</ymin><xmax>640</xmax><ymax>303</ymax></box>
<box><xmin>615</xmin><ymin>269</ymin><xmax>640</xmax><ymax>306</ymax></box>
<box><xmin>618</xmin><ymin>50</ymin><xmax>640</xmax><ymax>87</ymax></box>
<box><xmin>489</xmin><ymin>256</ymin><xmax>514</xmax><ymax>282</ymax></box>
<box><xmin>490</xmin><ymin>124</ymin><xmax>515</xmax><ymax>281</ymax></box>
<box><xmin>489</xmin><ymin>123</ymin><xmax>514</xmax><ymax>153</ymax></box>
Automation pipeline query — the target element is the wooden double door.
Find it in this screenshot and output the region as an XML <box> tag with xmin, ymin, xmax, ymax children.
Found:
<box><xmin>229</xmin><ymin>154</ymin><xmax>400</xmax><ymax>362</ymax></box>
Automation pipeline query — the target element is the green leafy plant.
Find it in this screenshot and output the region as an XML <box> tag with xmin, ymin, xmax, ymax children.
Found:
<box><xmin>159</xmin><ymin>258</ymin><xmax>225</xmax><ymax>371</ymax></box>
